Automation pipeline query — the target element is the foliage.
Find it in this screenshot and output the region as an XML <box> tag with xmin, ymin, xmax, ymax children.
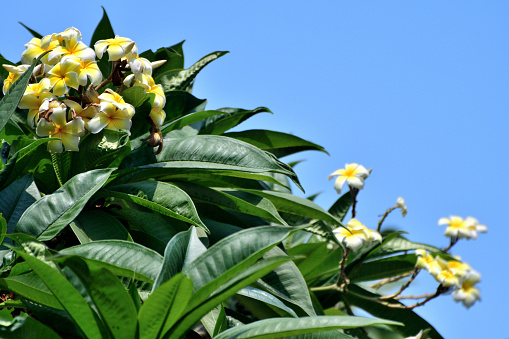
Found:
<box><xmin>0</xmin><ymin>8</ymin><xmax>486</xmax><ymax>339</ymax></box>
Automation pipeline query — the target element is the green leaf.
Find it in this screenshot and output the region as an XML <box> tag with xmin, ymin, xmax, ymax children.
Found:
<box><xmin>15</xmin><ymin>168</ymin><xmax>115</xmax><ymax>240</ymax></box>
<box><xmin>181</xmin><ymin>226</ymin><xmax>299</xmax><ymax>310</ymax></box>
<box><xmin>0</xmin><ymin>215</ymin><xmax>6</xmax><ymax>246</ymax></box>
<box><xmin>151</xmin><ymin>41</ymin><xmax>185</xmax><ymax>77</ymax></box>
<box><xmin>0</xmin><ymin>174</ymin><xmax>40</xmax><ymax>235</ymax></box>
<box><xmin>63</xmin><ymin>257</ymin><xmax>138</xmax><ymax>339</ymax></box>
<box><xmin>71</xmin><ymin>210</ymin><xmax>131</xmax><ymax>243</ymax></box>
<box><xmin>329</xmin><ymin>192</ymin><xmax>354</xmax><ymax>222</ymax></box>
<box><xmin>0</xmin><ymin>313</ymin><xmax>63</xmax><ymax>339</ymax></box>
<box><xmin>90</xmin><ymin>7</ymin><xmax>115</xmax><ymax>77</ymax></box>
<box><xmin>175</xmin><ymin>183</ymin><xmax>287</xmax><ymax>225</ymax></box>
<box><xmin>0</xmin><ymin>273</ymin><xmax>62</xmax><ymax>309</ymax></box>
<box><xmin>367</xmin><ymin>235</ymin><xmax>444</xmax><ymax>259</ymax></box>
<box><xmin>59</xmin><ymin>240</ymin><xmax>163</xmax><ymax>283</ymax></box>
<box><xmin>343</xmin><ymin>284</ymin><xmax>443</xmax><ymax>338</ymax></box>
<box><xmin>156</xmin><ymin>51</ymin><xmax>228</xmax><ymax>93</ymax></box>
<box><xmin>104</xmin><ymin>181</ymin><xmax>208</xmax><ymax>232</ymax></box>
<box><xmin>51</xmin><ymin>152</ymin><xmax>72</xmax><ymax>186</ymax></box>
<box><xmin>0</xmin><ymin>53</ymin><xmax>44</xmax><ymax>134</ymax></box>
<box><xmin>161</xmin><ymin>110</ymin><xmax>225</xmax><ymax>134</ymax></box>
<box><xmin>14</xmin><ymin>247</ymin><xmax>106</xmax><ymax>339</ymax></box>
<box><xmin>237</xmin><ymin>286</ymin><xmax>298</xmax><ymax>318</ymax></box>
<box><xmin>257</xmin><ymin>246</ymin><xmax>316</xmax><ymax>317</ymax></box>
<box><xmin>199</xmin><ymin>107</ymin><xmax>271</xmax><ymax>135</ymax></box>
<box><xmin>0</xmin><ymin>53</ymin><xmax>15</xmax><ymax>79</ymax></box>
<box><xmin>153</xmin><ymin>227</ymin><xmax>206</xmax><ymax>290</ymax></box>
<box><xmin>138</xmin><ymin>274</ymin><xmax>193</xmax><ymax>339</ymax></box>
<box><xmin>18</xmin><ymin>22</ymin><xmax>42</xmax><ymax>38</ymax></box>
<box><xmin>231</xmin><ymin>188</ymin><xmax>340</xmax><ymax>225</ymax></box>
<box><xmin>224</xmin><ymin>129</ymin><xmax>328</xmax><ymax>158</ymax></box>
<box><xmin>119</xmin><ymin>135</ymin><xmax>302</xmax><ymax>190</ymax></box>
<box><xmin>214</xmin><ymin>315</ymin><xmax>401</xmax><ymax>339</ymax></box>
<box><xmin>349</xmin><ymin>254</ymin><xmax>417</xmax><ymax>282</ymax></box>
<box><xmin>70</xmin><ymin>129</ymin><xmax>130</xmax><ymax>176</ymax></box>
<box><xmin>163</xmin><ymin>91</ymin><xmax>207</xmax><ymax>123</ymax></box>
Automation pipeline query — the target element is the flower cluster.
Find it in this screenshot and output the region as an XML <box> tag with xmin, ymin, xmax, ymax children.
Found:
<box><xmin>416</xmin><ymin>250</ymin><xmax>481</xmax><ymax>308</ymax></box>
<box><xmin>3</xmin><ymin>27</ymin><xmax>166</xmax><ymax>153</ymax></box>
<box><xmin>333</xmin><ymin>218</ymin><xmax>382</xmax><ymax>252</ymax></box>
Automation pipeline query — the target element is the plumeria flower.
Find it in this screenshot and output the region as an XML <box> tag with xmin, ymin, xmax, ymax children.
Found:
<box><xmin>433</xmin><ymin>256</ymin><xmax>461</xmax><ymax>287</ymax></box>
<box><xmin>35</xmin><ymin>103</ymin><xmax>85</xmax><ymax>153</ymax></box>
<box><xmin>149</xmin><ymin>106</ymin><xmax>166</xmax><ymax>128</ymax></box>
<box><xmin>76</xmin><ymin>59</ymin><xmax>102</xmax><ymax>86</ymax></box>
<box><xmin>2</xmin><ymin>64</ymin><xmax>30</xmax><ymax>94</ymax></box>
<box><xmin>87</xmin><ymin>102</ymin><xmax>132</xmax><ymax>134</ymax></box>
<box><xmin>18</xmin><ymin>78</ymin><xmax>55</xmax><ymax>128</ymax></box>
<box><xmin>333</xmin><ymin>219</ymin><xmax>381</xmax><ymax>252</ymax></box>
<box><xmin>98</xmin><ymin>89</ymin><xmax>135</xmax><ymax>118</ymax></box>
<box><xmin>48</xmin><ymin>31</ymin><xmax>96</xmax><ymax>63</ymax></box>
<box><xmin>47</xmin><ymin>57</ymin><xmax>81</xmax><ymax>96</ymax></box>
<box><xmin>438</xmin><ymin>216</ymin><xmax>486</xmax><ymax>240</ymax></box>
<box><xmin>447</xmin><ymin>257</ymin><xmax>471</xmax><ymax>280</ymax></box>
<box><xmin>94</xmin><ymin>36</ymin><xmax>137</xmax><ymax>61</ymax></box>
<box><xmin>415</xmin><ymin>249</ymin><xmax>442</xmax><ymax>276</ymax></box>
<box><xmin>63</xmin><ymin>99</ymin><xmax>99</xmax><ymax>128</ymax></box>
<box><xmin>133</xmin><ymin>74</ymin><xmax>166</xmax><ymax>107</ymax></box>
<box><xmin>126</xmin><ymin>53</ymin><xmax>153</xmax><ymax>75</ymax></box>
<box><xmin>21</xmin><ymin>35</ymin><xmax>60</xmax><ymax>65</ymax></box>
<box><xmin>396</xmin><ymin>197</ymin><xmax>408</xmax><ymax>217</ymax></box>
<box><xmin>328</xmin><ymin>163</ymin><xmax>370</xmax><ymax>194</ymax></box>
<box><xmin>452</xmin><ymin>270</ymin><xmax>481</xmax><ymax>308</ymax></box>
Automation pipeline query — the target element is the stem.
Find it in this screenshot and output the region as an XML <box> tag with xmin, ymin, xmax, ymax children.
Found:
<box><xmin>394</xmin><ymin>293</ymin><xmax>435</xmax><ymax>300</ymax></box>
<box><xmin>350</xmin><ymin>188</ymin><xmax>359</xmax><ymax>218</ymax></box>
<box><xmin>336</xmin><ymin>248</ymin><xmax>350</xmax><ymax>291</ymax></box>
<box><xmin>310</xmin><ymin>284</ymin><xmax>340</xmax><ymax>293</ymax></box>
<box><xmin>377</xmin><ymin>206</ymin><xmax>397</xmax><ymax>232</ymax></box>
<box><xmin>379</xmin><ymin>269</ymin><xmax>420</xmax><ymax>300</ymax></box>
<box><xmin>443</xmin><ymin>237</ymin><xmax>459</xmax><ymax>252</ymax></box>
<box><xmin>371</xmin><ymin>271</ymin><xmax>413</xmax><ymax>289</ymax></box>
<box><xmin>95</xmin><ymin>61</ymin><xmax>117</xmax><ymax>92</ymax></box>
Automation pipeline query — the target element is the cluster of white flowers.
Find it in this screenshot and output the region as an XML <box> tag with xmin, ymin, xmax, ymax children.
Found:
<box><xmin>2</xmin><ymin>28</ymin><xmax>166</xmax><ymax>153</ymax></box>
<box><xmin>416</xmin><ymin>249</ymin><xmax>481</xmax><ymax>308</ymax></box>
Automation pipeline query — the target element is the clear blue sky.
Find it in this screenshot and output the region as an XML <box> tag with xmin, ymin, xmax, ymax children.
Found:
<box><xmin>2</xmin><ymin>1</ymin><xmax>507</xmax><ymax>338</ymax></box>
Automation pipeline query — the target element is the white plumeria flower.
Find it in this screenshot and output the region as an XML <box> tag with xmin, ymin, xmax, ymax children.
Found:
<box><xmin>328</xmin><ymin>163</ymin><xmax>370</xmax><ymax>194</ymax></box>
<box><xmin>405</xmin><ymin>330</ymin><xmax>425</xmax><ymax>339</ymax></box>
<box><xmin>87</xmin><ymin>102</ymin><xmax>132</xmax><ymax>134</ymax></box>
<box><xmin>438</xmin><ymin>216</ymin><xmax>486</xmax><ymax>240</ymax></box>
<box><xmin>452</xmin><ymin>270</ymin><xmax>481</xmax><ymax>308</ymax></box>
<box><xmin>94</xmin><ymin>36</ymin><xmax>137</xmax><ymax>61</ymax></box>
<box><xmin>333</xmin><ymin>219</ymin><xmax>381</xmax><ymax>252</ymax></box>
<box><xmin>47</xmin><ymin>57</ymin><xmax>81</xmax><ymax>96</ymax></box>
<box><xmin>433</xmin><ymin>256</ymin><xmax>461</xmax><ymax>287</ymax></box>
<box><xmin>415</xmin><ymin>249</ymin><xmax>442</xmax><ymax>276</ymax></box>
<box><xmin>396</xmin><ymin>197</ymin><xmax>407</xmax><ymax>217</ymax></box>
<box><xmin>2</xmin><ymin>64</ymin><xmax>30</xmax><ymax>94</ymax></box>
<box><xmin>21</xmin><ymin>35</ymin><xmax>60</xmax><ymax>65</ymax></box>
<box><xmin>98</xmin><ymin>89</ymin><xmax>135</xmax><ymax>118</ymax></box>
<box><xmin>35</xmin><ymin>103</ymin><xmax>85</xmax><ymax>153</ymax></box>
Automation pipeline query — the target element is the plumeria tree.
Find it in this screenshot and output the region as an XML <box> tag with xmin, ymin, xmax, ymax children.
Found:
<box><xmin>0</xmin><ymin>9</ymin><xmax>486</xmax><ymax>339</ymax></box>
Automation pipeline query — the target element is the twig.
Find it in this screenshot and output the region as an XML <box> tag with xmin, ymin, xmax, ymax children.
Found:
<box><xmin>379</xmin><ymin>268</ymin><xmax>420</xmax><ymax>300</ymax></box>
<box><xmin>371</xmin><ymin>271</ymin><xmax>413</xmax><ymax>289</ymax></box>
<box><xmin>377</xmin><ymin>206</ymin><xmax>397</xmax><ymax>232</ymax></box>
<box><xmin>443</xmin><ymin>237</ymin><xmax>459</xmax><ymax>252</ymax></box>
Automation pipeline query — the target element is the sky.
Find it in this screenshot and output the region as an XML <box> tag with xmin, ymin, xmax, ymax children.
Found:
<box><xmin>1</xmin><ymin>1</ymin><xmax>508</xmax><ymax>338</ymax></box>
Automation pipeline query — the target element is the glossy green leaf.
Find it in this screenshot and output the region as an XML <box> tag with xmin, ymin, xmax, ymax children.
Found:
<box><xmin>328</xmin><ymin>191</ymin><xmax>353</xmax><ymax>222</ymax></box>
<box><xmin>138</xmin><ymin>274</ymin><xmax>193</xmax><ymax>339</ymax></box>
<box><xmin>51</xmin><ymin>152</ymin><xmax>71</xmax><ymax>186</ymax></box>
<box><xmin>160</xmin><ymin>110</ymin><xmax>225</xmax><ymax>134</ymax></box>
<box><xmin>343</xmin><ymin>284</ymin><xmax>443</xmax><ymax>338</ymax></box>
<box><xmin>0</xmin><ymin>138</ymin><xmax>57</xmax><ymax>193</ymax></box>
<box><xmin>214</xmin><ymin>315</ymin><xmax>401</xmax><ymax>339</ymax></box>
<box><xmin>0</xmin><ymin>53</ymin><xmax>15</xmax><ymax>79</ymax></box>
<box><xmin>0</xmin><ymin>273</ymin><xmax>62</xmax><ymax>309</ymax></box>
<box><xmin>59</xmin><ymin>240</ymin><xmax>163</xmax><ymax>283</ymax></box>
<box><xmin>0</xmin><ymin>313</ymin><xmax>63</xmax><ymax>339</ymax></box>
<box><xmin>71</xmin><ymin>210</ymin><xmax>131</xmax><ymax>243</ymax></box>
<box><xmin>15</xmin><ymin>168</ymin><xmax>115</xmax><ymax>240</ymax></box>
<box><xmin>237</xmin><ymin>286</ymin><xmax>298</xmax><ymax>318</ymax></box>
<box><xmin>224</xmin><ymin>129</ymin><xmax>328</xmax><ymax>158</ymax></box>
<box><xmin>64</xmin><ymin>257</ymin><xmax>138</xmax><ymax>339</ymax></box>
<box><xmin>14</xmin><ymin>248</ymin><xmax>106</xmax><ymax>339</ymax></box>
<box><xmin>349</xmin><ymin>254</ymin><xmax>417</xmax><ymax>282</ymax></box>
<box><xmin>119</xmin><ymin>134</ymin><xmax>302</xmax><ymax>190</ymax></box>
<box><xmin>0</xmin><ymin>174</ymin><xmax>40</xmax><ymax>235</ymax></box>
<box><xmin>156</xmin><ymin>51</ymin><xmax>228</xmax><ymax>92</ymax></box>
<box><xmin>70</xmin><ymin>129</ymin><xmax>130</xmax><ymax>176</ymax></box>
<box><xmin>169</xmin><ymin>255</ymin><xmax>294</xmax><ymax>339</ymax></box>
<box><xmin>0</xmin><ymin>53</ymin><xmax>44</xmax><ymax>133</ymax></box>
<box><xmin>231</xmin><ymin>188</ymin><xmax>340</xmax><ymax>225</ymax></box>
<box><xmin>151</xmin><ymin>41</ymin><xmax>185</xmax><ymax>77</ymax></box>
<box><xmin>104</xmin><ymin>181</ymin><xmax>208</xmax><ymax>232</ymax></box>
<box><xmin>153</xmin><ymin>227</ymin><xmax>205</xmax><ymax>290</ymax></box>
<box><xmin>18</xmin><ymin>22</ymin><xmax>42</xmax><ymax>38</ymax></box>
<box><xmin>257</xmin><ymin>246</ymin><xmax>316</xmax><ymax>317</ymax></box>
<box><xmin>175</xmin><ymin>182</ymin><xmax>287</xmax><ymax>225</ymax></box>
<box><xmin>199</xmin><ymin>107</ymin><xmax>271</xmax><ymax>135</ymax></box>
<box><xmin>182</xmin><ymin>226</ymin><xmax>299</xmax><ymax>310</ymax></box>
<box><xmin>162</xmin><ymin>91</ymin><xmax>207</xmax><ymax>123</ymax></box>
